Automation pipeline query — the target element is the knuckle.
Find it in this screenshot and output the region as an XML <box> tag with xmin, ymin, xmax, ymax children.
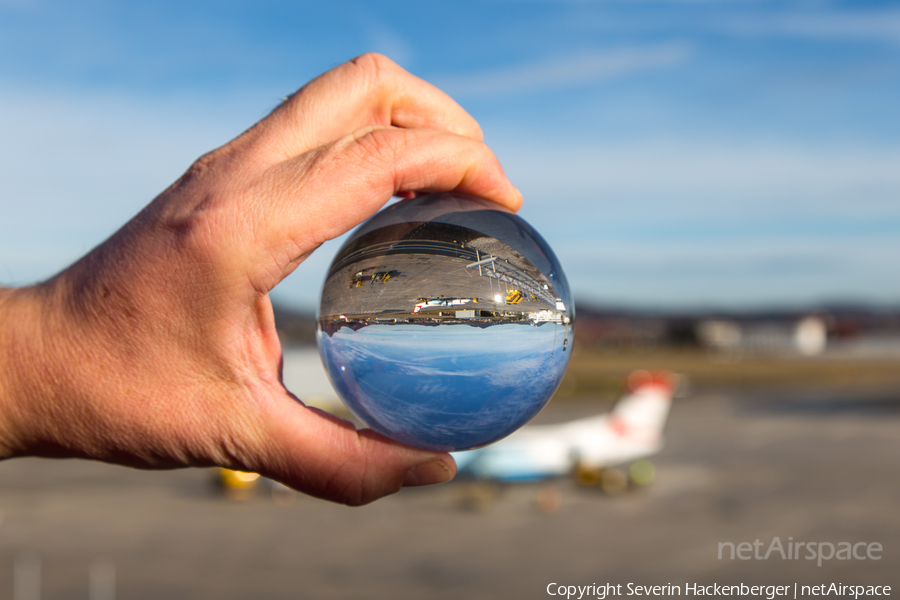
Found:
<box><xmin>182</xmin><ymin>146</ymin><xmax>228</xmax><ymax>184</ymax></box>
<box><xmin>350</xmin><ymin>52</ymin><xmax>396</xmax><ymax>80</ymax></box>
<box><xmin>349</xmin><ymin>53</ymin><xmax>403</xmax><ymax>102</ymax></box>
<box><xmin>161</xmin><ymin>207</ymin><xmax>221</xmax><ymax>267</ymax></box>
<box><xmin>155</xmin><ymin>191</ymin><xmax>245</xmax><ymax>273</ymax></box>
<box><xmin>185</xmin><ymin>152</ymin><xmax>214</xmax><ymax>180</ymax></box>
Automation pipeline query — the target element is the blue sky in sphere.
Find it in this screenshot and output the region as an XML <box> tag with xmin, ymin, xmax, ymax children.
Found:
<box><xmin>318</xmin><ymin>322</ymin><xmax>567</xmax><ymax>449</ymax></box>
<box><xmin>1</xmin><ymin>0</ymin><xmax>898</xmax><ymax>310</ymax></box>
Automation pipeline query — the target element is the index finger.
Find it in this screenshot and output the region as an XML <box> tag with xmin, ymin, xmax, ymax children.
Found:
<box><xmin>250</xmin><ymin>53</ymin><xmax>484</xmax><ymax>162</ymax></box>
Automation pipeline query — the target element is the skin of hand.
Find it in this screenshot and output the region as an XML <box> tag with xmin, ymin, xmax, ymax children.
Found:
<box><xmin>0</xmin><ymin>53</ymin><xmax>522</xmax><ymax>506</ymax></box>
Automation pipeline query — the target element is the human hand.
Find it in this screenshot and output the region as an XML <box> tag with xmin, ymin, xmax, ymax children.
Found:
<box><xmin>0</xmin><ymin>53</ymin><xmax>522</xmax><ymax>505</ymax></box>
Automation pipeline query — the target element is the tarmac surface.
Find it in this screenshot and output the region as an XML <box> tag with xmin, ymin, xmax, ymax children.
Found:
<box><xmin>0</xmin><ymin>383</ymin><xmax>898</xmax><ymax>599</ymax></box>
<box><xmin>319</xmin><ymin>241</ymin><xmax>560</xmax><ymax>320</ymax></box>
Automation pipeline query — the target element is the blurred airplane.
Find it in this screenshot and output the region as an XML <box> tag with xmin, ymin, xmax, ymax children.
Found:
<box><xmin>451</xmin><ymin>371</ymin><xmax>675</xmax><ymax>495</ymax></box>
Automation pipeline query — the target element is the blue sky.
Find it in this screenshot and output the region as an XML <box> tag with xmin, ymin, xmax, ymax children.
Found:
<box><xmin>1</xmin><ymin>0</ymin><xmax>898</xmax><ymax>311</ymax></box>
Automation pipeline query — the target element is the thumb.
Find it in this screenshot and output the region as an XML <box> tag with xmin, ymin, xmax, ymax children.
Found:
<box><xmin>254</xmin><ymin>399</ymin><xmax>456</xmax><ymax>506</ymax></box>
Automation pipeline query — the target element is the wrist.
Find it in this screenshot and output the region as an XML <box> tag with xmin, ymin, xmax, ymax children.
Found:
<box><xmin>0</xmin><ymin>274</ymin><xmax>96</xmax><ymax>460</ymax></box>
<box><xmin>0</xmin><ymin>284</ymin><xmax>50</xmax><ymax>457</ymax></box>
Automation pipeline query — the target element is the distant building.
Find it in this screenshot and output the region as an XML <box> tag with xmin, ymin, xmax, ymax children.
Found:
<box><xmin>696</xmin><ymin>316</ymin><xmax>827</xmax><ymax>356</ymax></box>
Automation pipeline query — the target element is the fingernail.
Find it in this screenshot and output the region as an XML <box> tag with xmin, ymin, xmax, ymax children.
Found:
<box><xmin>403</xmin><ymin>460</ymin><xmax>454</xmax><ymax>487</ymax></box>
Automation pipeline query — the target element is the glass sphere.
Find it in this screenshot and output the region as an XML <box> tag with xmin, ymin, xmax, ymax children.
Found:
<box><xmin>317</xmin><ymin>193</ymin><xmax>574</xmax><ymax>451</ymax></box>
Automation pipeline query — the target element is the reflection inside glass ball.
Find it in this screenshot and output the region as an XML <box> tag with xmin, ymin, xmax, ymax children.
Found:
<box><xmin>317</xmin><ymin>193</ymin><xmax>574</xmax><ymax>451</ymax></box>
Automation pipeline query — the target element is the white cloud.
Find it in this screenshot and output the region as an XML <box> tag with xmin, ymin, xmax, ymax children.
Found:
<box><xmin>718</xmin><ymin>11</ymin><xmax>900</xmax><ymax>42</ymax></box>
<box><xmin>435</xmin><ymin>43</ymin><xmax>693</xmax><ymax>98</ymax></box>
<box><xmin>494</xmin><ymin>137</ymin><xmax>900</xmax><ymax>222</ymax></box>
<box><xmin>559</xmin><ymin>236</ymin><xmax>900</xmax><ymax>309</ymax></box>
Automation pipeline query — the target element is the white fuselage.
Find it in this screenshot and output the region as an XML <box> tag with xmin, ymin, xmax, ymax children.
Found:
<box><xmin>452</xmin><ymin>384</ymin><xmax>672</xmax><ymax>481</ymax></box>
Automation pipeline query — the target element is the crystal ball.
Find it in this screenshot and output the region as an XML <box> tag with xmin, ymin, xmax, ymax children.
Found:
<box><xmin>317</xmin><ymin>193</ymin><xmax>574</xmax><ymax>451</ymax></box>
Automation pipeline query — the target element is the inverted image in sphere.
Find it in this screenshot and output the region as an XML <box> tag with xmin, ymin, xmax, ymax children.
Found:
<box><xmin>317</xmin><ymin>193</ymin><xmax>574</xmax><ymax>451</ymax></box>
